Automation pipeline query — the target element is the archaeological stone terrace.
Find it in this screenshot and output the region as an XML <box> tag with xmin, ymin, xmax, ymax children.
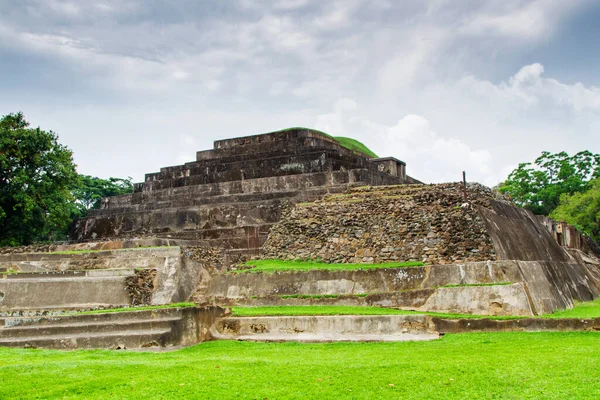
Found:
<box><xmin>1</xmin><ymin>128</ymin><xmax>600</xmax><ymax>349</ymax></box>
<box><xmin>73</xmin><ymin>128</ymin><xmax>420</xmax><ymax>253</ymax></box>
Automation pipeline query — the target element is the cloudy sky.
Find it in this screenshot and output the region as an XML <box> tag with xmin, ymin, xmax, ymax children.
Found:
<box><xmin>1</xmin><ymin>0</ymin><xmax>600</xmax><ymax>186</ymax></box>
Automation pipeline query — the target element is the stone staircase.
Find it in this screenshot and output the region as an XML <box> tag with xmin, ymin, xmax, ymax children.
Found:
<box><xmin>0</xmin><ymin>307</ymin><xmax>222</xmax><ymax>350</ymax></box>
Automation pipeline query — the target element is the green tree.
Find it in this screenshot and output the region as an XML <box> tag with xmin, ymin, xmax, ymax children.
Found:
<box><xmin>499</xmin><ymin>151</ymin><xmax>600</xmax><ymax>215</ymax></box>
<box><xmin>550</xmin><ymin>179</ymin><xmax>600</xmax><ymax>241</ymax></box>
<box><xmin>74</xmin><ymin>175</ymin><xmax>133</xmax><ymax>212</ymax></box>
<box><xmin>0</xmin><ymin>112</ymin><xmax>79</xmax><ymax>245</ymax></box>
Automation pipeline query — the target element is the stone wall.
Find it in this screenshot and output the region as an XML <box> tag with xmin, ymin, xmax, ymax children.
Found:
<box><xmin>262</xmin><ymin>183</ymin><xmax>498</xmax><ymax>264</ymax></box>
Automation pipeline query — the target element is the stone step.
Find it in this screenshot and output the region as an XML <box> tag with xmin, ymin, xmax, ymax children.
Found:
<box><xmin>0</xmin><ymin>247</ymin><xmax>179</xmax><ymax>262</ymax></box>
<box><xmin>1</xmin><ymin>269</ymin><xmax>135</xmax><ymax>279</ymax></box>
<box><xmin>0</xmin><ymin>275</ymin><xmax>131</xmax><ymax>309</ymax></box>
<box><xmin>89</xmin><ymin>184</ymin><xmax>350</xmax><ymax>216</ymax></box>
<box><xmin>212</xmin><ymin>290</ymin><xmax>436</xmax><ymax>309</ymax></box>
<box><xmin>158</xmin><ymin>233</ymin><xmax>268</xmax><ymax>249</ymax></box>
<box><xmin>211</xmin><ymin>315</ymin><xmax>439</xmax><ymax>342</ymax></box>
<box><xmin>2</xmin><ymin>307</ymin><xmax>184</xmax><ymax>327</ymax></box>
<box><xmin>0</xmin><ymin>317</ymin><xmax>180</xmax><ymax>338</ymax></box>
<box><xmin>0</xmin><ymin>328</ymin><xmax>173</xmax><ymax>349</ymax></box>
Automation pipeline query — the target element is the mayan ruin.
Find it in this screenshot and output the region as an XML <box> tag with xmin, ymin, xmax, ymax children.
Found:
<box><xmin>3</xmin><ymin>2</ymin><xmax>600</xmax><ymax>398</ymax></box>
<box><xmin>1</xmin><ymin>127</ymin><xmax>599</xmax><ymax>350</ymax></box>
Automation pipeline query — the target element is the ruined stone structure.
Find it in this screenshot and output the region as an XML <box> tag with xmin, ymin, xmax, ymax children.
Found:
<box><xmin>207</xmin><ymin>183</ymin><xmax>600</xmax><ymax>320</ymax></box>
<box><xmin>2</xmin><ymin>129</ymin><xmax>600</xmax><ymax>348</ymax></box>
<box><xmin>73</xmin><ymin>128</ymin><xmax>419</xmax><ymax>256</ymax></box>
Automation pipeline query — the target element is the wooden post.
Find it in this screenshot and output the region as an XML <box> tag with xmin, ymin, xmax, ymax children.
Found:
<box><xmin>462</xmin><ymin>171</ymin><xmax>467</xmax><ymax>202</ymax></box>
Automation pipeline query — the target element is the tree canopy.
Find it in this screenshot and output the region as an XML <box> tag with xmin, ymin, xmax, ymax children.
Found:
<box><xmin>499</xmin><ymin>151</ymin><xmax>600</xmax><ymax>216</ymax></box>
<box><xmin>550</xmin><ymin>179</ymin><xmax>600</xmax><ymax>241</ymax></box>
<box><xmin>0</xmin><ymin>112</ymin><xmax>135</xmax><ymax>246</ymax></box>
<box><xmin>74</xmin><ymin>175</ymin><xmax>133</xmax><ymax>211</ymax></box>
<box><xmin>0</xmin><ymin>112</ymin><xmax>79</xmax><ymax>245</ymax></box>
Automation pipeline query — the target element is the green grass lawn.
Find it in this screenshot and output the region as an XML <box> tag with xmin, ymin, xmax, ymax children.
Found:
<box><xmin>235</xmin><ymin>259</ymin><xmax>424</xmax><ymax>273</ymax></box>
<box><xmin>1</xmin><ymin>332</ymin><xmax>599</xmax><ymax>399</ymax></box>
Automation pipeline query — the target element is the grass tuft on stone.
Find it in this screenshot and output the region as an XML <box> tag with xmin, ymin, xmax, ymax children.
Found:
<box><xmin>544</xmin><ymin>297</ymin><xmax>600</xmax><ymax>319</ymax></box>
<box><xmin>333</xmin><ymin>136</ymin><xmax>379</xmax><ymax>158</ymax></box>
<box><xmin>435</xmin><ymin>282</ymin><xmax>513</xmax><ymax>288</ymax></box>
<box><xmin>271</xmin><ymin>127</ymin><xmax>378</xmax><ymax>158</ymax></box>
<box><xmin>230</xmin><ymin>306</ymin><xmax>524</xmax><ymax>320</ymax></box>
<box><xmin>233</xmin><ymin>259</ymin><xmax>425</xmax><ymax>273</ymax></box>
<box><xmin>232</xmin><ymin>298</ymin><xmax>600</xmax><ymax>320</ymax></box>
<box><xmin>48</xmin><ymin>246</ymin><xmax>173</xmax><ymax>255</ymax></box>
<box><xmin>74</xmin><ymin>302</ymin><xmax>195</xmax><ymax>315</ymax></box>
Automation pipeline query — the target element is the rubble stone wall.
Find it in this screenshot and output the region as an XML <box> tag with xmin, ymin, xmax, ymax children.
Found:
<box><xmin>262</xmin><ymin>183</ymin><xmax>498</xmax><ymax>264</ymax></box>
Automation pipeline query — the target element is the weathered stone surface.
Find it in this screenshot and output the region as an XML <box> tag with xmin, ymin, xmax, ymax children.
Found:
<box><xmin>262</xmin><ymin>183</ymin><xmax>497</xmax><ymax>264</ymax></box>
<box><xmin>0</xmin><ymin>246</ymin><xmax>210</xmax><ymax>310</ymax></box>
<box><xmin>0</xmin><ymin>275</ymin><xmax>132</xmax><ymax>309</ymax></box>
<box><xmin>207</xmin><ymin>262</ymin><xmax>521</xmax><ymax>298</ymax></box>
<box><xmin>211</xmin><ymin>315</ymin><xmax>439</xmax><ymax>342</ymax></box>
<box><xmin>420</xmin><ymin>283</ymin><xmax>532</xmax><ymax>316</ymax></box>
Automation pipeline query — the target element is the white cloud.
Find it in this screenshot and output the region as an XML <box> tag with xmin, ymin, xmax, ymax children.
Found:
<box><xmin>456</xmin><ymin>62</ymin><xmax>600</xmax><ymax>112</ymax></box>
<box><xmin>315</xmin><ymin>100</ymin><xmax>492</xmax><ymax>184</ymax></box>
<box><xmin>1</xmin><ymin>0</ymin><xmax>599</xmax><ymax>188</ymax></box>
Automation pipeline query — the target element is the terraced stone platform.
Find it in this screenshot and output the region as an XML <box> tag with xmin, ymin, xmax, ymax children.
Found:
<box><xmin>0</xmin><ymin>245</ymin><xmax>208</xmax><ymax>310</ymax></box>
<box><xmin>73</xmin><ymin>129</ymin><xmax>417</xmax><ymax>255</ymax></box>
<box><xmin>0</xmin><ymin>307</ymin><xmax>224</xmax><ymax>350</ymax></box>
<box><xmin>206</xmin><ymin>261</ymin><xmax>545</xmax><ymax>316</ymax></box>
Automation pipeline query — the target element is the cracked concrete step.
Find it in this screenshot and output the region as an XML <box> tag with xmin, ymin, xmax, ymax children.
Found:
<box><xmin>0</xmin><ymin>317</ymin><xmax>181</xmax><ymax>338</ymax></box>
<box><xmin>0</xmin><ymin>328</ymin><xmax>173</xmax><ymax>349</ymax></box>
<box><xmin>211</xmin><ymin>315</ymin><xmax>440</xmax><ymax>342</ymax></box>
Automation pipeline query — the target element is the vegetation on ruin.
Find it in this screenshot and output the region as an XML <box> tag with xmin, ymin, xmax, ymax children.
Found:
<box><xmin>74</xmin><ymin>302</ymin><xmax>195</xmax><ymax>315</ymax></box>
<box><xmin>231</xmin><ymin>306</ymin><xmax>523</xmax><ymax>320</ymax></box>
<box><xmin>281</xmin><ymin>294</ymin><xmax>341</xmax><ymax>299</ymax></box>
<box><xmin>48</xmin><ymin>246</ymin><xmax>171</xmax><ymax>255</ymax></box>
<box><xmin>435</xmin><ymin>282</ymin><xmax>513</xmax><ymax>288</ymax></box>
<box><xmin>232</xmin><ymin>297</ymin><xmax>600</xmax><ymax>320</ymax></box>
<box><xmin>233</xmin><ymin>259</ymin><xmax>424</xmax><ymax>273</ymax></box>
<box><xmin>1</xmin><ymin>332</ymin><xmax>599</xmax><ymax>399</ymax></box>
<box><xmin>333</xmin><ymin>136</ymin><xmax>379</xmax><ymax>158</ymax></box>
<box><xmin>278</xmin><ymin>127</ymin><xmax>379</xmax><ymax>158</ymax></box>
